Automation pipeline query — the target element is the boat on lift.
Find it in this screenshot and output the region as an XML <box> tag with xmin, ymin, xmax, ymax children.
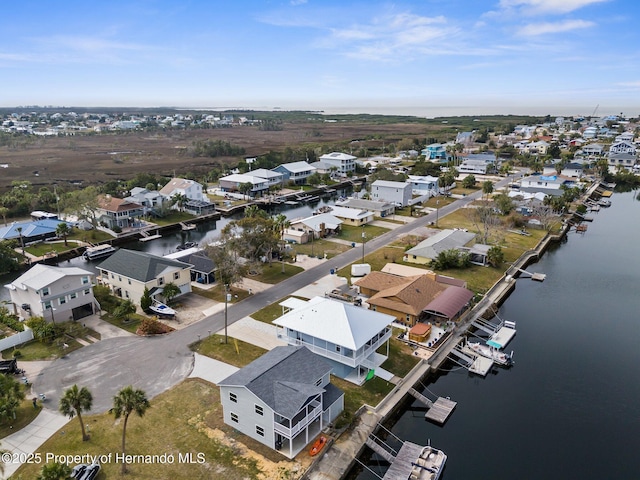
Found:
<box><xmin>467</xmin><ymin>340</ymin><xmax>513</xmax><ymax>366</ymax></box>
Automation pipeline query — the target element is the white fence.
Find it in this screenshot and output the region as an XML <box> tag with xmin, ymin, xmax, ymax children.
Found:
<box><xmin>0</xmin><ymin>326</ymin><xmax>34</xmax><ymax>351</ymax></box>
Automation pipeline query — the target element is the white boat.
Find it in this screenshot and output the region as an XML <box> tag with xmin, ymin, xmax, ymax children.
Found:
<box><xmin>180</xmin><ymin>222</ymin><xmax>196</xmax><ymax>231</ymax></box>
<box><xmin>383</xmin><ymin>442</ymin><xmax>447</xmax><ymax>480</ymax></box>
<box><xmin>82</xmin><ymin>244</ymin><xmax>117</xmax><ymax>261</ymax></box>
<box><xmin>467</xmin><ymin>340</ymin><xmax>513</xmax><ymax>366</ymax></box>
<box><xmin>150</xmin><ymin>302</ymin><xmax>176</xmax><ymax>317</ymax></box>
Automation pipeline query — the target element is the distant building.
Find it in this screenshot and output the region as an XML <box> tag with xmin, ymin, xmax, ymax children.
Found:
<box><xmin>318</xmin><ymin>152</ymin><xmax>357</xmax><ymax>174</ymax></box>
<box><xmin>272</xmin><ymin>161</ymin><xmax>317</xmax><ymax>185</ymax></box>
<box><xmin>421</xmin><ymin>143</ymin><xmax>449</xmax><ymax>162</ymax></box>
<box><xmin>218</xmin><ymin>173</ymin><xmax>270</xmax><ymax>197</ymax></box>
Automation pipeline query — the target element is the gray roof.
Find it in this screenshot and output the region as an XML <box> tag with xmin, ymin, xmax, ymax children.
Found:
<box><xmin>96</xmin><ymin>249</ymin><xmax>191</xmax><ymax>282</ymax></box>
<box><xmin>406</xmin><ymin>229</ymin><xmax>476</xmax><ymax>259</ymax></box>
<box><xmin>337</xmin><ymin>198</ymin><xmax>394</xmax><ymax>211</ymax></box>
<box><xmin>172</xmin><ymin>252</ymin><xmax>215</xmax><ymax>274</ymax></box>
<box><xmin>219</xmin><ymin>346</ymin><xmax>333</xmax><ymax>419</ymax></box>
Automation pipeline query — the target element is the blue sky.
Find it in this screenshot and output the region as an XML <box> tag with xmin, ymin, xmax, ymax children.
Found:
<box><xmin>2</xmin><ymin>0</ymin><xmax>639</xmax><ymax>116</ymax></box>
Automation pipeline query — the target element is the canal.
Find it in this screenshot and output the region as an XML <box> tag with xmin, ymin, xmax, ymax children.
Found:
<box><xmin>348</xmin><ymin>189</ymin><xmax>640</xmax><ymax>480</ymax></box>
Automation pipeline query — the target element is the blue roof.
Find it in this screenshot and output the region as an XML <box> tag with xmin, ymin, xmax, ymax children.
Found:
<box><xmin>0</xmin><ymin>219</ymin><xmax>70</xmax><ymax>240</ymax></box>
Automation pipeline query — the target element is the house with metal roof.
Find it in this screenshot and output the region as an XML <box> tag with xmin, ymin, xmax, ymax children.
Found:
<box><xmin>407</xmin><ymin>175</ymin><xmax>439</xmax><ymax>196</ymax></box>
<box><xmin>218</xmin><ymin>345</ymin><xmax>344</xmax><ymax>459</ymax></box>
<box><xmin>0</xmin><ymin>219</ymin><xmax>71</xmax><ymax>243</ymax></box>
<box><xmin>335</xmin><ymin>198</ymin><xmax>395</xmax><ymax>218</ymax></box>
<box><xmin>273</xmin><ymin>296</ymin><xmax>394</xmax><ymax>384</ymax></box>
<box><xmin>285</xmin><ymin>213</ymin><xmax>342</xmax><ymax>243</ymax></box>
<box><xmin>272</xmin><ymin>161</ymin><xmax>317</xmax><ymax>185</ymax></box>
<box><xmin>404</xmin><ymin>229</ymin><xmax>476</xmax><ymax>265</ymax></box>
<box><xmin>354</xmin><ymin>271</ymin><xmax>473</xmax><ymax>327</ymax></box>
<box><xmin>318</xmin><ymin>152</ymin><xmax>356</xmax><ymax>174</ymax></box>
<box><xmin>96</xmin><ymin>249</ymin><xmax>192</xmax><ymax>305</ymax></box>
<box><xmin>218</xmin><ymin>173</ymin><xmax>270</xmax><ymax>197</ymax></box>
<box><xmin>371</xmin><ymin>180</ymin><xmax>412</xmax><ymax>207</ymax></box>
<box><xmin>326</xmin><ymin>205</ymin><xmax>374</xmax><ymax>226</ymax></box>
<box><xmin>5</xmin><ymin>264</ymin><xmax>96</xmax><ymax>322</ymax></box>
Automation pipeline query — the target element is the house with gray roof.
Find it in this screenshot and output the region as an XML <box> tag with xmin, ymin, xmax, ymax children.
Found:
<box><xmin>371</xmin><ymin>180</ymin><xmax>412</xmax><ymax>207</ymax></box>
<box><xmin>335</xmin><ymin>198</ymin><xmax>395</xmax><ymax>218</ymax></box>
<box><xmin>404</xmin><ymin>229</ymin><xmax>476</xmax><ymax>265</ymax></box>
<box><xmin>273</xmin><ymin>296</ymin><xmax>395</xmax><ymax>384</ymax></box>
<box><xmin>272</xmin><ymin>161</ymin><xmax>317</xmax><ymax>185</ymax></box>
<box><xmin>96</xmin><ymin>249</ymin><xmax>192</xmax><ymax>305</ymax></box>
<box><xmin>218</xmin><ymin>345</ymin><xmax>344</xmax><ymax>459</ymax></box>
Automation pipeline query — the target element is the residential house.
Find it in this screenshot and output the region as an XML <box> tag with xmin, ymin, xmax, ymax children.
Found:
<box><xmin>96</xmin><ymin>196</ymin><xmax>145</xmax><ymax>230</ymax></box>
<box><xmin>354</xmin><ymin>271</ymin><xmax>472</xmax><ymax>327</ymax></box>
<box><xmin>608</xmin><ymin>152</ymin><xmax>637</xmax><ymax>170</ymax></box>
<box><xmin>164</xmin><ymin>248</ymin><xmax>216</xmax><ymax>285</ymax></box>
<box><xmin>5</xmin><ymin>264</ymin><xmax>96</xmax><ymax>322</ymax></box>
<box><xmin>421</xmin><ymin>143</ymin><xmax>449</xmax><ymax>162</ymax></box>
<box><xmin>518</xmin><ymin>174</ymin><xmax>569</xmax><ymax>197</ymax></box>
<box><xmin>284</xmin><ymin>213</ymin><xmax>342</xmax><ymax>244</ymax></box>
<box><xmin>273</xmin><ymin>296</ymin><xmax>394</xmax><ymax>384</ymax></box>
<box><xmin>524</xmin><ymin>140</ymin><xmax>549</xmax><ymax>155</ymax></box>
<box><xmin>96</xmin><ymin>249</ymin><xmax>192</xmax><ymax>305</ymax></box>
<box><xmin>218</xmin><ymin>345</ymin><xmax>344</xmax><ymax>459</ymax></box>
<box><xmin>218</xmin><ymin>173</ymin><xmax>270</xmax><ymax>197</ymax></box>
<box><xmin>371</xmin><ymin>180</ymin><xmax>412</xmax><ymax>207</ymax></box>
<box><xmin>581</xmin><ymin>143</ymin><xmax>604</xmax><ymax>156</ymax></box>
<box><xmin>407</xmin><ymin>175</ymin><xmax>439</xmax><ymax>196</ymax></box>
<box><xmin>458</xmin><ymin>158</ymin><xmax>495</xmax><ymax>175</ymax></box>
<box><xmin>608</xmin><ymin>140</ymin><xmax>636</xmax><ymax>156</ymax></box>
<box><xmin>615</xmin><ymin>131</ymin><xmax>635</xmax><ymax>143</ymax></box>
<box><xmin>404</xmin><ymin>229</ymin><xmax>476</xmax><ymax>265</ymax></box>
<box><xmin>335</xmin><ymin>198</ymin><xmax>395</xmax><ymax>218</ymax></box>
<box><xmin>542</xmin><ymin>162</ymin><xmax>584</xmax><ymax>178</ymax></box>
<box><xmin>318</xmin><ymin>152</ymin><xmax>356</xmax><ymax>175</ymax></box>
<box><xmin>159</xmin><ymin>177</ymin><xmax>214</xmax><ymax>215</ymax></box>
<box><xmin>326</xmin><ymin>205</ymin><xmax>374</xmax><ymax>226</ymax></box>
<box><xmin>0</xmin><ymin>219</ymin><xmax>71</xmax><ymax>242</ymax></box>
<box><xmin>272</xmin><ymin>161</ymin><xmax>317</xmax><ymax>185</ymax></box>
<box><xmin>125</xmin><ymin>187</ymin><xmax>165</xmax><ymax>216</ymax></box>
<box><xmin>582</xmin><ymin>126</ymin><xmax>598</xmax><ymax>139</ymax></box>
<box><xmin>250</xmin><ymin>169</ymin><xmax>285</xmax><ymax>189</ymax></box>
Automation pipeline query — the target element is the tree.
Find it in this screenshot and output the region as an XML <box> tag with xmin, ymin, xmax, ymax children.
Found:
<box><xmin>468</xmin><ymin>206</ymin><xmax>500</xmax><ymax>244</ymax></box>
<box><xmin>0</xmin><ymin>374</ymin><xmax>26</xmax><ymax>424</ymax></box>
<box><xmin>493</xmin><ymin>193</ymin><xmax>515</xmax><ymax>215</ymax></box>
<box><xmin>0</xmin><ymin>241</ymin><xmax>21</xmax><ymax>274</ymax></box>
<box><xmin>238</xmin><ymin>182</ymin><xmax>253</xmax><ymax>200</ymax></box>
<box><xmin>111</xmin><ymin>386</ymin><xmax>151</xmax><ymax>474</ymax></box>
<box><xmin>16</xmin><ymin>226</ymin><xmax>24</xmax><ymax>255</ymax></box>
<box><xmin>113</xmin><ymin>300</ymin><xmax>136</xmax><ymax>323</ymax></box>
<box><xmin>461</xmin><ymin>175</ymin><xmax>476</xmax><ymax>189</ymax></box>
<box><xmin>37</xmin><ymin>461</ymin><xmax>72</xmax><ymax>480</ymax></box>
<box><xmin>487</xmin><ymin>245</ymin><xmax>505</xmax><ymax>268</ymax></box>
<box><xmin>140</xmin><ymin>287</ymin><xmax>152</xmax><ymax>313</ymax></box>
<box><xmin>62</xmin><ymin>186</ymin><xmax>101</xmax><ymax>227</ymax></box>
<box><xmin>272</xmin><ymin>214</ymin><xmax>291</xmax><ymax>273</ymax></box>
<box><xmin>59</xmin><ymin>384</ymin><xmax>93</xmax><ymax>441</ymax></box>
<box><xmin>161</xmin><ymin>282</ymin><xmax>180</xmax><ymax>304</ymax></box>
<box><xmin>205</xmin><ymin>244</ymin><xmax>248</xmax><ymax>288</ymax></box>
<box><xmin>482</xmin><ymin>180</ymin><xmax>494</xmax><ymax>200</ymax></box>
<box><xmin>55</xmin><ymin>222</ymin><xmax>71</xmax><ymax>246</ymax></box>
<box><xmin>26</xmin><ymin>316</ymin><xmax>57</xmax><ymax>342</ymax></box>
<box><xmin>0</xmin><ymin>206</ymin><xmax>7</xmax><ymax>226</ymax></box>
<box><xmin>172</xmin><ymin>193</ymin><xmax>188</xmax><ymax>212</ymax></box>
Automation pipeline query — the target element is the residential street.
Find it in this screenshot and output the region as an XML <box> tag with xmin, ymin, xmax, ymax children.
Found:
<box><xmin>34</xmin><ymin>177</ymin><xmax>508</xmax><ymax>413</ymax></box>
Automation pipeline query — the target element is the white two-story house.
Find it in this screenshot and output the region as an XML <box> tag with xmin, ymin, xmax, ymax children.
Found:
<box><xmin>273</xmin><ymin>296</ymin><xmax>394</xmax><ymax>384</ymax></box>
<box><xmin>371</xmin><ymin>180</ymin><xmax>412</xmax><ymax>207</ymax></box>
<box><xmin>318</xmin><ymin>152</ymin><xmax>356</xmax><ymax>175</ymax></box>
<box><xmin>218</xmin><ymin>345</ymin><xmax>344</xmax><ymax>459</ymax></box>
<box><xmin>5</xmin><ymin>264</ymin><xmax>96</xmax><ymax>322</ymax></box>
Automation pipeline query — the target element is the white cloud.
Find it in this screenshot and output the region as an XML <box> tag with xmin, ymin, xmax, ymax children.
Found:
<box><xmin>499</xmin><ymin>0</ymin><xmax>609</xmax><ymax>15</ymax></box>
<box><xmin>517</xmin><ymin>19</ymin><xmax>595</xmax><ymax>36</ymax></box>
<box><xmin>290</xmin><ymin>0</ymin><xmax>308</xmax><ymax>5</ymax></box>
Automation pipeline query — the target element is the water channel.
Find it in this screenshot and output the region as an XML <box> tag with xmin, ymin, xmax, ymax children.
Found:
<box><xmin>348</xmin><ymin>189</ymin><xmax>640</xmax><ymax>480</ymax></box>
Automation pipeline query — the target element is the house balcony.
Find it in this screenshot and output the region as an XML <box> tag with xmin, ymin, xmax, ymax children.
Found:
<box><xmin>275</xmin><ymin>327</ymin><xmax>391</xmax><ymax>368</ymax></box>
<box><xmin>273</xmin><ymin>400</ymin><xmax>322</xmax><ymax>439</ymax></box>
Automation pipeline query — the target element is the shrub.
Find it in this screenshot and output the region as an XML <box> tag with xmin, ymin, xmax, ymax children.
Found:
<box><xmin>137</xmin><ymin>318</ymin><xmax>174</xmax><ymax>336</ymax></box>
<box><xmin>12</xmin><ymin>349</ymin><xmax>21</xmax><ymax>358</ymax></box>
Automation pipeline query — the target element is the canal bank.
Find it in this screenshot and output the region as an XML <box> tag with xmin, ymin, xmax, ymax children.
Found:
<box><xmin>304</xmin><ymin>180</ymin><xmax>608</xmax><ymax>480</ymax></box>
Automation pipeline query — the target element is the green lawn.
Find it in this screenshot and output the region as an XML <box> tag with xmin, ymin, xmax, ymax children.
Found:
<box><xmin>151</xmin><ymin>211</ymin><xmax>198</xmax><ymax>226</ymax></box>
<box><xmin>193</xmin><ymin>284</ymin><xmax>249</xmax><ymax>303</ymax></box>
<box><xmin>249</xmin><ymin>296</ymin><xmax>307</xmax><ymax>324</ymax></box>
<box><xmin>25</xmin><ymin>242</ymin><xmax>78</xmax><ymax>256</ymax></box>
<box><xmin>336</xmin><ymin>246</ymin><xmax>417</xmax><ymax>279</ymax></box>
<box><xmin>336</xmin><ymin>224</ymin><xmax>390</xmax><ymax>243</ymax></box>
<box><xmin>246</xmin><ymin>262</ymin><xmax>304</xmax><ymax>284</ymax></box>
<box><xmin>288</xmin><ymin>238</ymin><xmax>350</xmax><ymax>258</ymax></box>
<box><xmin>2</xmin><ymin>337</ymin><xmax>84</xmax><ymax>361</ymax></box>
<box><xmin>101</xmin><ymin>312</ymin><xmax>147</xmax><ymax>334</ymax></box>
<box><xmin>0</xmin><ymin>386</ymin><xmax>43</xmax><ymax>440</ymax></box>
<box><xmin>191</xmin><ymin>334</ymin><xmax>267</xmax><ymax>368</ymax></box>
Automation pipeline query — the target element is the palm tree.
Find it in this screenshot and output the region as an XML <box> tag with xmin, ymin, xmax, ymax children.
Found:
<box><xmin>59</xmin><ymin>384</ymin><xmax>93</xmax><ymax>441</ymax></box>
<box><xmin>482</xmin><ymin>180</ymin><xmax>494</xmax><ymax>201</ymax></box>
<box><xmin>0</xmin><ymin>206</ymin><xmax>8</xmax><ymax>226</ymax></box>
<box><xmin>172</xmin><ymin>193</ymin><xmax>188</xmax><ymax>212</ymax></box>
<box><xmin>111</xmin><ymin>386</ymin><xmax>150</xmax><ymax>474</ymax></box>
<box><xmin>273</xmin><ymin>214</ymin><xmax>291</xmax><ymax>273</ymax></box>
<box><xmin>55</xmin><ymin>222</ymin><xmax>71</xmax><ymax>246</ymax></box>
<box><xmin>16</xmin><ymin>226</ymin><xmax>24</xmax><ymax>255</ymax></box>
<box><xmin>37</xmin><ymin>461</ymin><xmax>72</xmax><ymax>480</ymax></box>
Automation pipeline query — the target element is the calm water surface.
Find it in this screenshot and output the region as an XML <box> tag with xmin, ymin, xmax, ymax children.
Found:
<box><xmin>349</xmin><ymin>189</ymin><xmax>640</xmax><ymax>480</ymax></box>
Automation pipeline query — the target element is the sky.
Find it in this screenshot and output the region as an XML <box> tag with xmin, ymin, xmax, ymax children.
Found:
<box><xmin>2</xmin><ymin>0</ymin><xmax>640</xmax><ymax>116</ymax></box>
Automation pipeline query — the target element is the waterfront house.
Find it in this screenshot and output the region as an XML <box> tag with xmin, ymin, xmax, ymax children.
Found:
<box><xmin>218</xmin><ymin>173</ymin><xmax>270</xmax><ymax>198</ymax></box>
<box><xmin>159</xmin><ymin>177</ymin><xmax>214</xmax><ymax>215</ymax></box>
<box><xmin>335</xmin><ymin>198</ymin><xmax>396</xmax><ymax>218</ymax></box>
<box><xmin>318</xmin><ymin>152</ymin><xmax>356</xmax><ymax>175</ymax></box>
<box><xmin>607</xmin><ymin>152</ymin><xmax>637</xmax><ymax>170</ymax></box>
<box><xmin>404</xmin><ymin>229</ymin><xmax>476</xmax><ymax>265</ymax></box>
<box><xmin>273</xmin><ymin>296</ymin><xmax>394</xmax><ymax>384</ymax></box>
<box><xmin>0</xmin><ymin>218</ymin><xmax>72</xmax><ymax>243</ymax></box>
<box><xmin>371</xmin><ymin>180</ymin><xmax>412</xmax><ymax>207</ymax></box>
<box><xmin>285</xmin><ymin>213</ymin><xmax>342</xmax><ymax>243</ymax></box>
<box><xmin>354</xmin><ymin>271</ymin><xmax>473</xmax><ymax>327</ymax></box>
<box><xmin>218</xmin><ymin>345</ymin><xmax>344</xmax><ymax>459</ymax></box>
<box><xmin>96</xmin><ymin>249</ymin><xmax>192</xmax><ymax>305</ymax></box>
<box><xmin>96</xmin><ymin>195</ymin><xmax>145</xmax><ymax>230</ymax></box>
<box><xmin>272</xmin><ymin>161</ymin><xmax>317</xmax><ymax>185</ymax></box>
<box><xmin>326</xmin><ymin>205</ymin><xmax>374</xmax><ymax>226</ymax></box>
<box><xmin>421</xmin><ymin>143</ymin><xmax>449</xmax><ymax>162</ymax></box>
<box><xmin>250</xmin><ymin>168</ymin><xmax>285</xmax><ymax>188</ymax></box>
<box><xmin>519</xmin><ymin>174</ymin><xmax>568</xmax><ymax>197</ymax></box>
<box><xmin>164</xmin><ymin>248</ymin><xmax>216</xmax><ymax>285</ymax></box>
<box><xmin>407</xmin><ymin>175</ymin><xmax>439</xmax><ymax>197</ymax></box>
<box><xmin>6</xmin><ymin>264</ymin><xmax>96</xmax><ymax>322</ymax></box>
<box><xmin>542</xmin><ymin>162</ymin><xmax>584</xmax><ymax>178</ymax></box>
<box><xmin>125</xmin><ymin>187</ymin><xmax>165</xmax><ymax>216</ymax></box>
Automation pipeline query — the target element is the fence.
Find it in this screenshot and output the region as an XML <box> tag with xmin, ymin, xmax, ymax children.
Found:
<box><xmin>0</xmin><ymin>326</ymin><xmax>34</xmax><ymax>351</ymax></box>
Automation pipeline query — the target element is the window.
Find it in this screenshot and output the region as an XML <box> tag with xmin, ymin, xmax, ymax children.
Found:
<box><xmin>125</xmin><ymin>291</ymin><xmax>129</xmax><ymax>298</ymax></box>
<box><xmin>84</xmin><ymin>289</ymin><xmax>91</xmax><ymax>295</ymax></box>
<box><xmin>41</xmin><ymin>287</ymin><xmax>50</xmax><ymax>297</ymax></box>
<box><xmin>128</xmin><ymin>279</ymin><xmax>131</xmax><ymax>285</ymax></box>
<box><xmin>59</xmin><ymin>296</ymin><xmax>67</xmax><ymax>305</ymax></box>
<box><xmin>335</xmin><ymin>345</ymin><xmax>341</xmax><ymax>353</ymax></box>
<box><xmin>315</xmin><ymin>378</ymin><xmax>322</xmax><ymax>387</ymax></box>
<box><xmin>81</xmin><ymin>276</ymin><xmax>89</xmax><ymax>285</ymax></box>
<box><xmin>174</xmin><ymin>272</ymin><xmax>180</xmax><ymax>280</ymax></box>
<box><xmin>256</xmin><ymin>426</ymin><xmax>264</xmax><ymax>437</ymax></box>
<box><xmin>70</xmin><ymin>292</ymin><xmax>77</xmax><ymax>300</ymax></box>
<box><xmin>230</xmin><ymin>413</ymin><xmax>238</xmax><ymax>423</ymax></box>
<box><xmin>229</xmin><ymin>392</ymin><xmax>237</xmax><ymax>403</ymax></box>
<box><xmin>118</xmin><ymin>276</ymin><xmax>122</xmax><ymax>282</ymax></box>
<box><xmin>158</xmin><ymin>277</ymin><xmax>165</xmax><ymax>286</ymax></box>
<box><xmin>43</xmin><ymin>301</ymin><xmax>52</xmax><ymax>310</ymax></box>
<box><xmin>255</xmin><ymin>405</ymin><xmax>263</xmax><ymax>416</ymax></box>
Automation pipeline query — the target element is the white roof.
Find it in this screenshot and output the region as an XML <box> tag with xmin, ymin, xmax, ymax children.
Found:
<box><xmin>219</xmin><ymin>173</ymin><xmax>267</xmax><ymax>185</ymax></box>
<box><xmin>7</xmin><ymin>264</ymin><xmax>93</xmax><ymax>291</ymax></box>
<box><xmin>372</xmin><ymin>180</ymin><xmax>410</xmax><ymax>189</ymax></box>
<box><xmin>273</xmin><ymin>297</ymin><xmax>394</xmax><ymax>350</ymax></box>
<box><xmin>296</xmin><ymin>213</ymin><xmax>342</xmax><ymax>231</ymax></box>
<box><xmin>251</xmin><ymin>168</ymin><xmax>283</xmax><ymax>179</ymax></box>
<box><xmin>328</xmin><ymin>205</ymin><xmax>372</xmax><ymax>220</ymax></box>
<box><xmin>319</xmin><ymin>152</ymin><xmax>356</xmax><ymax>161</ymax></box>
<box><xmin>278</xmin><ymin>161</ymin><xmax>316</xmax><ymax>173</ymax></box>
<box><xmin>408</xmin><ymin>175</ymin><xmax>439</xmax><ymax>183</ymax></box>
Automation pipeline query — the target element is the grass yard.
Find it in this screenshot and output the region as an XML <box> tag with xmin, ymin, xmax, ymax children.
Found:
<box><xmin>151</xmin><ymin>211</ymin><xmax>198</xmax><ymax>226</ymax></box>
<box><xmin>101</xmin><ymin>312</ymin><xmax>147</xmax><ymax>334</ymax></box>
<box><xmin>25</xmin><ymin>242</ymin><xmax>78</xmax><ymax>257</ymax></box>
<box><xmin>246</xmin><ymin>262</ymin><xmax>304</xmax><ymax>284</ymax></box>
<box><xmin>332</xmin><ymin>375</ymin><xmax>394</xmax><ymax>416</ymax></box>
<box><xmin>0</xmin><ymin>386</ymin><xmax>43</xmax><ymax>440</ymax></box>
<box><xmin>336</xmin><ymin>224</ymin><xmax>390</xmax><ymax>243</ymax></box>
<box><xmin>193</xmin><ymin>284</ymin><xmax>249</xmax><ymax>303</ymax></box>
<box><xmin>289</xmin><ymin>238</ymin><xmax>350</xmax><ymax>259</ymax></box>
<box><xmin>379</xmin><ymin>333</ymin><xmax>421</xmax><ymax>378</ymax></box>
<box><xmin>336</xmin><ymin>246</ymin><xmax>420</xmax><ymax>279</ymax></box>
<box><xmin>14</xmin><ymin>379</ymin><xmax>305</xmax><ymax>480</ymax></box>
<box><xmin>191</xmin><ymin>334</ymin><xmax>267</xmax><ymax>368</ymax></box>
<box><xmin>249</xmin><ymin>296</ymin><xmax>307</xmax><ymax>324</ymax></box>
<box><xmin>2</xmin><ymin>337</ymin><xmax>84</xmax><ymax>361</ymax></box>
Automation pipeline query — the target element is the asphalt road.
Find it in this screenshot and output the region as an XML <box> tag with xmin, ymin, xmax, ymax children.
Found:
<box><xmin>35</xmin><ymin>176</ymin><xmax>512</xmax><ymax>413</ymax></box>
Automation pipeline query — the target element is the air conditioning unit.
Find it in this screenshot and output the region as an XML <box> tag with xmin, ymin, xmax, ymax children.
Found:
<box><xmin>21</xmin><ymin>304</ymin><xmax>31</xmax><ymax>311</ymax></box>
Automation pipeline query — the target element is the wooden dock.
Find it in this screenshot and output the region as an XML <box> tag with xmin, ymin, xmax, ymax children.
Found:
<box><xmin>407</xmin><ymin>388</ymin><xmax>457</xmax><ymax>424</ymax></box>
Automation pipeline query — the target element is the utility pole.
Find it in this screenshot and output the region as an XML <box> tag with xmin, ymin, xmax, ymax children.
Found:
<box><xmin>436</xmin><ymin>200</ymin><xmax>440</xmax><ymax>227</ymax></box>
<box><xmin>224</xmin><ymin>284</ymin><xmax>230</xmax><ymax>344</ymax></box>
<box><xmin>361</xmin><ymin>226</ymin><xmax>366</xmax><ymax>264</ymax></box>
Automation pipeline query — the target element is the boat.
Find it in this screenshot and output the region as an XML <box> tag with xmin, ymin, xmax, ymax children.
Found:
<box><xmin>180</xmin><ymin>222</ymin><xmax>196</xmax><ymax>231</ymax></box>
<box><xmin>176</xmin><ymin>241</ymin><xmax>198</xmax><ymax>251</ymax></box>
<box><xmin>150</xmin><ymin>301</ymin><xmax>176</xmax><ymax>317</ymax></box>
<box><xmin>402</xmin><ymin>444</ymin><xmax>447</xmax><ymax>480</ymax></box>
<box><xmin>309</xmin><ymin>435</ymin><xmax>327</xmax><ymax>456</ymax></box>
<box><xmin>72</xmin><ymin>459</ymin><xmax>100</xmax><ymax>480</ymax></box>
<box><xmin>82</xmin><ymin>244</ymin><xmax>117</xmax><ymax>261</ymax></box>
<box><xmin>467</xmin><ymin>340</ymin><xmax>513</xmax><ymax>366</ymax></box>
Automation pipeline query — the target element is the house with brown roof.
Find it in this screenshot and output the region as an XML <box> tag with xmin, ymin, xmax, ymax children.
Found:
<box><xmin>353</xmin><ymin>271</ymin><xmax>473</xmax><ymax>327</ymax></box>
<box><xmin>97</xmin><ymin>195</ymin><xmax>144</xmax><ymax>230</ymax></box>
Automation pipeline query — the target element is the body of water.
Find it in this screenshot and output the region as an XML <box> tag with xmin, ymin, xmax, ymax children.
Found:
<box><xmin>349</xmin><ymin>189</ymin><xmax>640</xmax><ymax>480</ymax></box>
